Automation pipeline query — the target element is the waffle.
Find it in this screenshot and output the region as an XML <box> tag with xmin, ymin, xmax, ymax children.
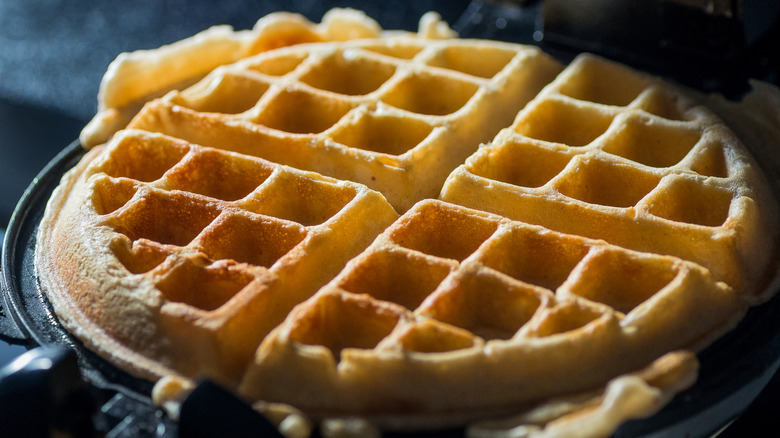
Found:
<box><xmin>34</xmin><ymin>8</ymin><xmax>779</xmax><ymax>438</ymax></box>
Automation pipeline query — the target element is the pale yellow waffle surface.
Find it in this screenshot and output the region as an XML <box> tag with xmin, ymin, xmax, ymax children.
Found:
<box><xmin>36</xmin><ymin>129</ymin><xmax>399</xmax><ymax>385</ymax></box>
<box><xmin>33</xmin><ymin>8</ymin><xmax>780</xmax><ymax>438</ymax></box>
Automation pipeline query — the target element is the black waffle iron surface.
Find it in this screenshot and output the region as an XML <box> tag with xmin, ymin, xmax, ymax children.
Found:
<box><xmin>2</xmin><ymin>1</ymin><xmax>780</xmax><ymax>437</ymax></box>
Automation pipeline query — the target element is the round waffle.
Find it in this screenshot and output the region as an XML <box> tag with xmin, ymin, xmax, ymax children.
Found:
<box><xmin>34</xmin><ymin>8</ymin><xmax>779</xmax><ymax>438</ymax></box>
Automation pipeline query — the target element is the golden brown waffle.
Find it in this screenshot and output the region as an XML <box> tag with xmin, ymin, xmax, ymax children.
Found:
<box><xmin>36</xmin><ymin>129</ymin><xmax>399</xmax><ymax>385</ymax></box>
<box><xmin>34</xmin><ymin>9</ymin><xmax>779</xmax><ymax>438</ymax></box>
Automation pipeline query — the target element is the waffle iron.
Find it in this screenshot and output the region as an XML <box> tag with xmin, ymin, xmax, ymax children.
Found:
<box><xmin>1</xmin><ymin>1</ymin><xmax>780</xmax><ymax>436</ymax></box>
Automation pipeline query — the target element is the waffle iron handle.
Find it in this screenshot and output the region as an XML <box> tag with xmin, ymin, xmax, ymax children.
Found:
<box><xmin>0</xmin><ymin>228</ymin><xmax>29</xmax><ymax>345</ymax></box>
<box><xmin>0</xmin><ymin>346</ymin><xmax>96</xmax><ymax>437</ymax></box>
<box><xmin>178</xmin><ymin>380</ymin><xmax>284</xmax><ymax>438</ymax></box>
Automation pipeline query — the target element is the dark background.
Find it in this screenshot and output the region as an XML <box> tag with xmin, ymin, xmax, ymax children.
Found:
<box><xmin>0</xmin><ymin>1</ymin><xmax>778</xmax><ymax>436</ymax></box>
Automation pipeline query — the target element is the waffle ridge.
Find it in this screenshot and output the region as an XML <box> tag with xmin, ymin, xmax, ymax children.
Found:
<box><xmin>34</xmin><ymin>9</ymin><xmax>780</xmax><ymax>438</ymax></box>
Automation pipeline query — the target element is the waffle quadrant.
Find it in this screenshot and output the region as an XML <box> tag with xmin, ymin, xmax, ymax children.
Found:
<box><xmin>239</xmin><ymin>200</ymin><xmax>744</xmax><ymax>420</ymax></box>
<box><xmin>36</xmin><ymin>129</ymin><xmax>399</xmax><ymax>385</ymax></box>
<box><xmin>442</xmin><ymin>54</ymin><xmax>779</xmax><ymax>298</ymax></box>
<box><xmin>127</xmin><ymin>37</ymin><xmax>563</xmax><ymax>211</ymax></box>
<box><xmin>34</xmin><ymin>9</ymin><xmax>780</xmax><ymax>438</ymax></box>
